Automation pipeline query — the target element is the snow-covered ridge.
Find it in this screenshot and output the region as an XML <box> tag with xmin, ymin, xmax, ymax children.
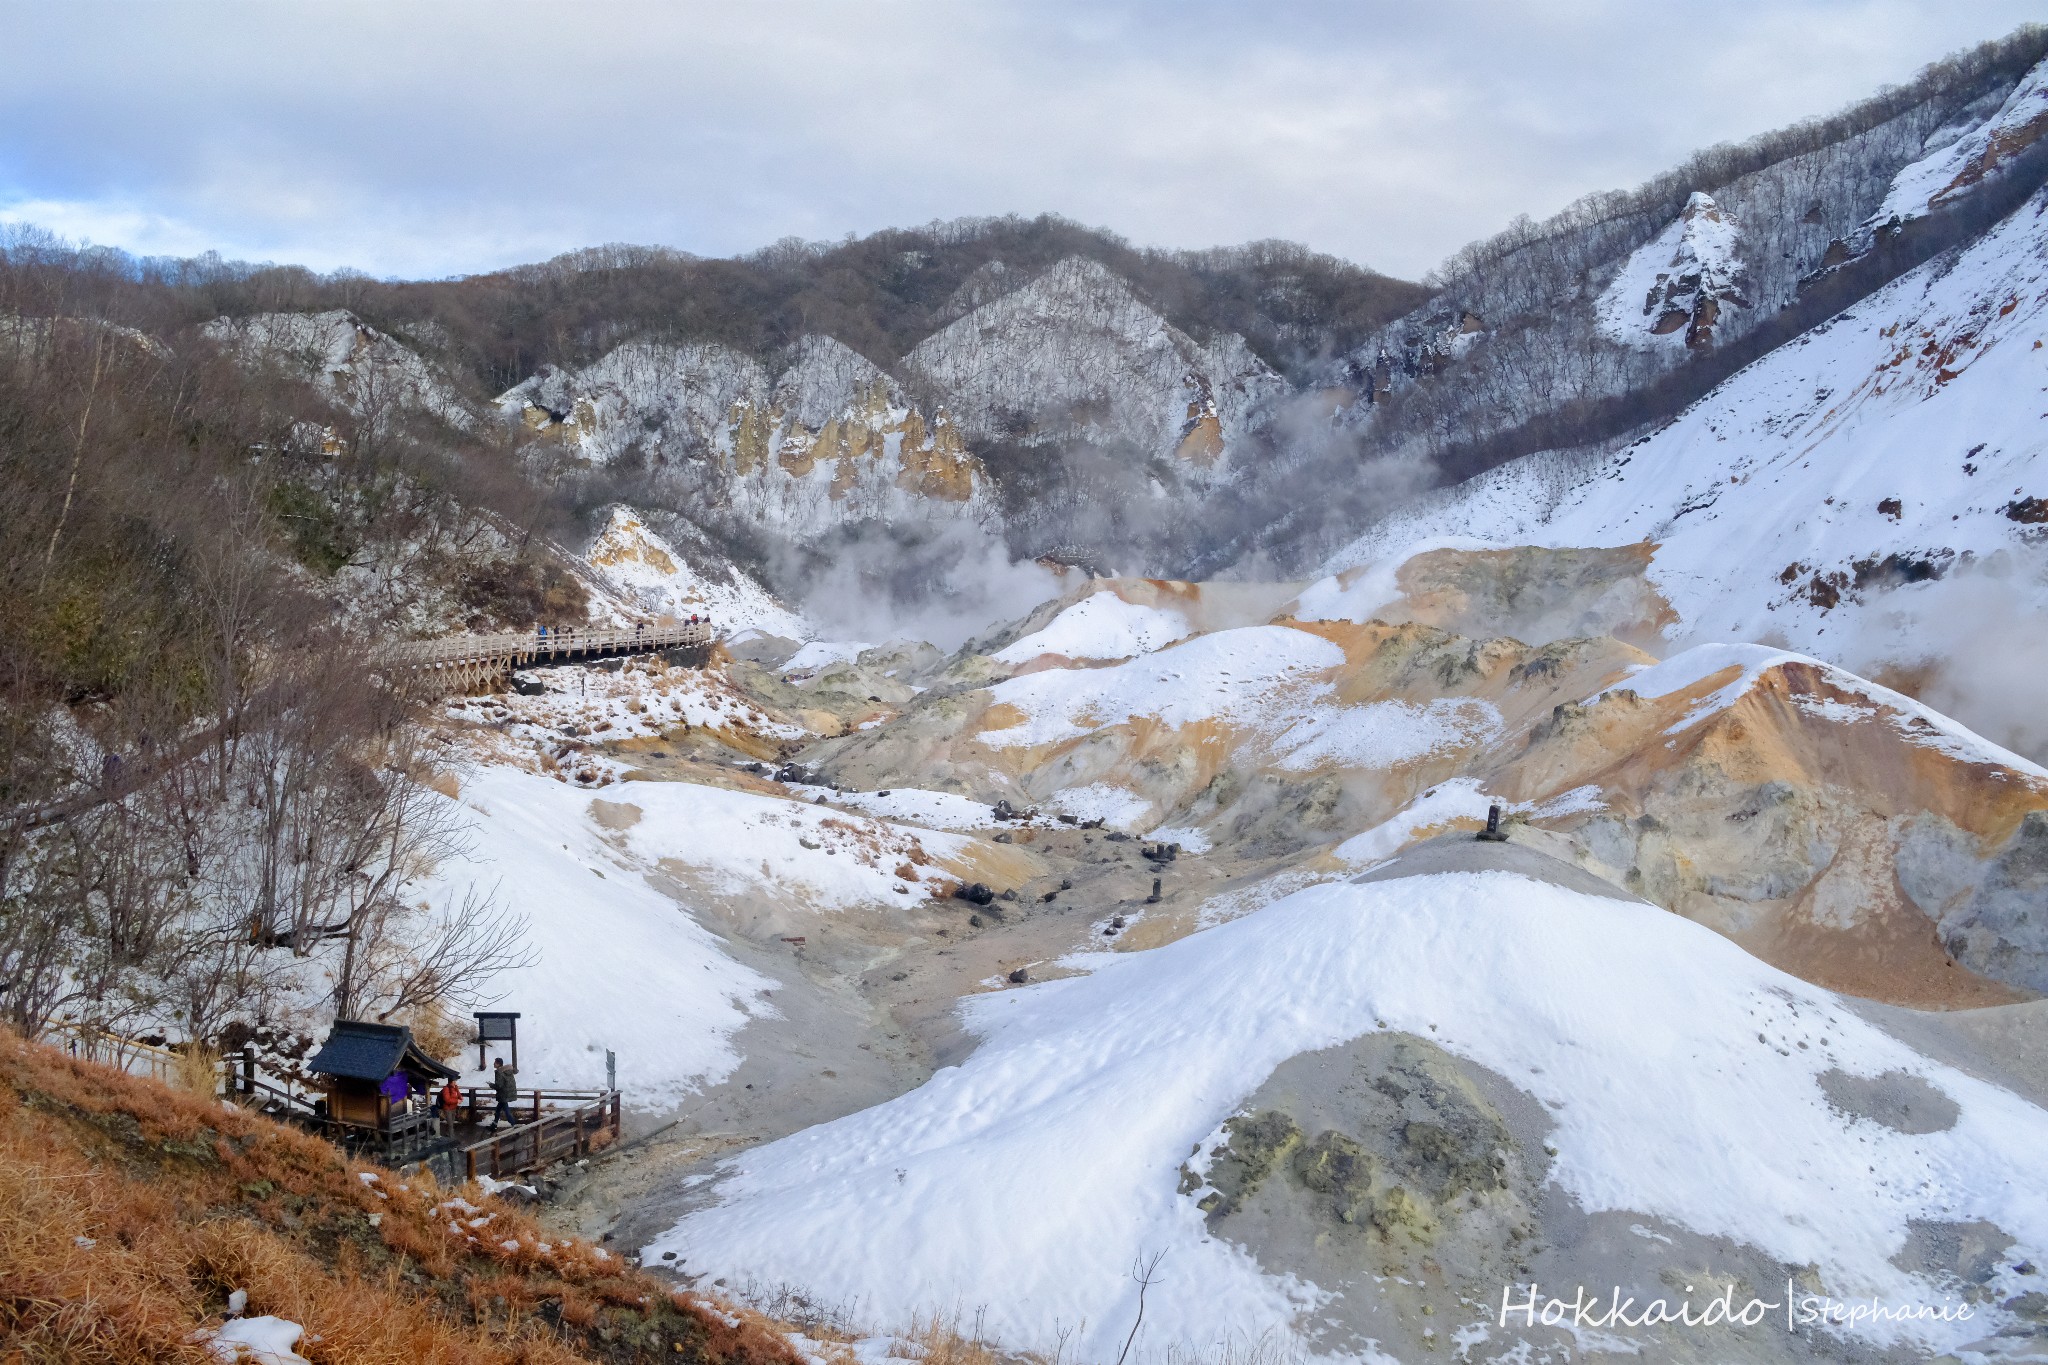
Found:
<box><xmin>1598</xmin><ymin>641</ymin><xmax>2048</xmax><ymax>781</ymax></box>
<box><xmin>1875</xmin><ymin>54</ymin><xmax>2048</xmax><ymax>227</ymax></box>
<box><xmin>203</xmin><ymin>310</ymin><xmax>471</xmax><ymax>428</ymax></box>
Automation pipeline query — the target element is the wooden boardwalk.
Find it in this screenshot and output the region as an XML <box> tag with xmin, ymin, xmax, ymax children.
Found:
<box><xmin>381</xmin><ymin>621</ymin><xmax>715</xmax><ymax>693</ymax></box>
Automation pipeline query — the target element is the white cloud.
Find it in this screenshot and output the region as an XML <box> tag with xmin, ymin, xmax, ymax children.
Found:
<box><xmin>0</xmin><ymin>0</ymin><xmax>2040</xmax><ymax>278</ymax></box>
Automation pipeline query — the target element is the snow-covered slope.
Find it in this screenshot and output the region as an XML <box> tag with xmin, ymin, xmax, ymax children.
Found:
<box><xmin>1875</xmin><ymin>56</ymin><xmax>2048</xmax><ymax>227</ymax></box>
<box><xmin>1327</xmin><ymin>181</ymin><xmax>2048</xmax><ymax>754</ymax></box>
<box><xmin>579</xmin><ymin>506</ymin><xmax>805</xmax><ymax>638</ymax></box>
<box><xmin>425</xmin><ymin>766</ymin><xmax>773</xmax><ymax>1105</ymax></box>
<box><xmin>649</xmin><ymin>868</ymin><xmax>2048</xmax><ymax>1361</ymax></box>
<box><xmin>903</xmin><ymin>257</ymin><xmax>1288</xmax><ymax>479</ymax></box>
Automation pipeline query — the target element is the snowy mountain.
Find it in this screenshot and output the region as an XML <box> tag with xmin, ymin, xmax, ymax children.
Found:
<box><xmin>903</xmin><ymin>256</ymin><xmax>1289</xmax><ymax>480</ymax></box>
<box><xmin>1325</xmin><ymin>174</ymin><xmax>2048</xmax><ymax>762</ymax></box>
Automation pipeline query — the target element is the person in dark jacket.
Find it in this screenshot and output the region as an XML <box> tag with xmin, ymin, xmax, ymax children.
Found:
<box><xmin>490</xmin><ymin>1057</ymin><xmax>517</xmax><ymax>1130</ymax></box>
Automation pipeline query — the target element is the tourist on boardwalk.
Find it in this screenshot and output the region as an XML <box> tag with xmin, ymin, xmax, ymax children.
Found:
<box><xmin>434</xmin><ymin>1076</ymin><xmax>463</xmax><ymax>1134</ymax></box>
<box><xmin>489</xmin><ymin>1056</ymin><xmax>517</xmax><ymax>1130</ymax></box>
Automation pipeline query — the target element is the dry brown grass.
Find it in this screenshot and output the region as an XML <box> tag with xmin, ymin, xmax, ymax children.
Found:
<box><xmin>0</xmin><ymin>1028</ymin><xmax>799</xmax><ymax>1365</ymax></box>
<box><xmin>168</xmin><ymin>1042</ymin><xmax>222</xmax><ymax>1097</ymax></box>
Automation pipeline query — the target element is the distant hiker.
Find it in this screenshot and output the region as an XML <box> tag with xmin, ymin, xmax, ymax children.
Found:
<box><xmin>490</xmin><ymin>1057</ymin><xmax>517</xmax><ymax>1130</ymax></box>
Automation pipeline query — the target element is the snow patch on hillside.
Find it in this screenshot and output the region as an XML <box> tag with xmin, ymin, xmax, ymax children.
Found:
<box><xmin>647</xmin><ymin>870</ymin><xmax>2048</xmax><ymax>1359</ymax></box>
<box><xmin>782</xmin><ymin>641</ymin><xmax>872</xmax><ymax>676</ymax></box>
<box><xmin>1270</xmin><ymin>697</ymin><xmax>1501</xmax><ymax>772</ymax></box>
<box><xmin>978</xmin><ymin>625</ymin><xmax>1502</xmax><ymax>780</ymax></box>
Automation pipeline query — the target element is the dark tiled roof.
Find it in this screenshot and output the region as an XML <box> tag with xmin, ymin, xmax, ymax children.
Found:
<box><xmin>308</xmin><ymin>1020</ymin><xmax>458</xmax><ymax>1082</ymax></box>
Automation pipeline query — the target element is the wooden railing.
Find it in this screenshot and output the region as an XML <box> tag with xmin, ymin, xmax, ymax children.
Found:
<box><xmin>378</xmin><ymin>621</ymin><xmax>715</xmax><ymax>696</ymax></box>
<box><xmin>383</xmin><ymin>621</ymin><xmax>713</xmax><ymax>670</ymax></box>
<box><xmin>456</xmin><ymin>1089</ymin><xmax>621</xmax><ymax>1182</ymax></box>
<box><xmin>40</xmin><ymin>1022</ymin><xmax>186</xmax><ymax>1084</ymax></box>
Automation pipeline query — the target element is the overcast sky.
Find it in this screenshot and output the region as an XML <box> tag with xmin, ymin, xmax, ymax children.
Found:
<box><xmin>2</xmin><ymin>1</ymin><xmax>2041</xmax><ymax>282</ymax></box>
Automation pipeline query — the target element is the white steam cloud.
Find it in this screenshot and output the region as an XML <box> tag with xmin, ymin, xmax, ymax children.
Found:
<box><xmin>782</xmin><ymin>521</ymin><xmax>1071</xmax><ymax>652</ymax></box>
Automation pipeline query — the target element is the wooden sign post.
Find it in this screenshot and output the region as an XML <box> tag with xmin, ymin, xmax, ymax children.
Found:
<box><xmin>474</xmin><ymin>1011</ymin><xmax>521</xmax><ymax>1072</ymax></box>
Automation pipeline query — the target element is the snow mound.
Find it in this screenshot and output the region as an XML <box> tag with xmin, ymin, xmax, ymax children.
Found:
<box><xmin>992</xmin><ymin>591</ymin><xmax>1192</xmax><ymax>663</ymax></box>
<box><xmin>195</xmin><ymin>1316</ymin><xmax>310</xmax><ymax>1365</ymax></box>
<box><xmin>648</xmin><ymin>870</ymin><xmax>2048</xmax><ymax>1360</ymax></box>
<box><xmin>782</xmin><ymin>640</ymin><xmax>872</xmax><ymax>676</ymax></box>
<box><xmin>1333</xmin><ymin>778</ymin><xmax>1606</xmax><ymax>867</ymax></box>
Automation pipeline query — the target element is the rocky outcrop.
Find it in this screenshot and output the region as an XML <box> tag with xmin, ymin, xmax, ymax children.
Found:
<box><xmin>499</xmin><ymin>335</ymin><xmax>995</xmax><ymax>542</ymax></box>
<box><xmin>1595</xmin><ymin>192</ymin><xmax>1748</xmax><ymax>350</ymax></box>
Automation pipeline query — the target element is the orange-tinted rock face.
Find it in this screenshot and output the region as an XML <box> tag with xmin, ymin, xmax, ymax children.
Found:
<box><xmin>1175</xmin><ymin>409</ymin><xmax>1226</xmax><ymax>466</ymax></box>
<box><xmin>729</xmin><ymin>382</ymin><xmax>985</xmax><ymax>504</ymax></box>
